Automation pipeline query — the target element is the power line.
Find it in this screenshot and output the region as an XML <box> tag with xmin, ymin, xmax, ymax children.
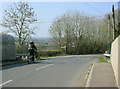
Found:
<box><xmin>34</xmin><ymin>16</ymin><xmax>105</xmax><ymax>24</ymax></box>
<box><xmin>34</xmin><ymin>1</ymin><xmax>120</xmax><ymax>24</ymax></box>
<box><xmin>114</xmin><ymin>1</ymin><xmax>119</xmax><ymax>7</ymax></box>
<box><xmin>82</xmin><ymin>2</ymin><xmax>103</xmax><ymax>14</ymax></box>
<box><xmin>35</xmin><ymin>2</ymin><xmax>119</xmax><ymax>24</ymax></box>
<box><xmin>81</xmin><ymin>1</ymin><xmax>120</xmax><ymax>18</ymax></box>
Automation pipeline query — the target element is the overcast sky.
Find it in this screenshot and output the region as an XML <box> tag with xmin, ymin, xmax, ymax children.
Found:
<box><xmin>1</xmin><ymin>1</ymin><xmax>119</xmax><ymax>37</ymax></box>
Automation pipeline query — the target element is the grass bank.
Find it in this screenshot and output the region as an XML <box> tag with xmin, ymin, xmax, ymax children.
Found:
<box><xmin>36</xmin><ymin>53</ymin><xmax>70</xmax><ymax>60</ymax></box>
<box><xmin>98</xmin><ymin>55</ymin><xmax>108</xmax><ymax>63</ymax></box>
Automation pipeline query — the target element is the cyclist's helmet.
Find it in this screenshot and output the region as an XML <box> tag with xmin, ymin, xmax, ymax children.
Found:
<box><xmin>30</xmin><ymin>41</ymin><xmax>34</xmax><ymax>44</ymax></box>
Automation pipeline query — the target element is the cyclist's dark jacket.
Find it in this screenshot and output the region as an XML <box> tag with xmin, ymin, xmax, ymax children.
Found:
<box><xmin>28</xmin><ymin>43</ymin><xmax>37</xmax><ymax>55</ymax></box>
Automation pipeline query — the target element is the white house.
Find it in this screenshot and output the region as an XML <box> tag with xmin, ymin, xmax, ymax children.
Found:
<box><xmin>0</xmin><ymin>34</ymin><xmax>16</xmax><ymax>61</ymax></box>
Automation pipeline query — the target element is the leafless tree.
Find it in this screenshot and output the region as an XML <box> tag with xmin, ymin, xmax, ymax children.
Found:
<box><xmin>49</xmin><ymin>10</ymin><xmax>109</xmax><ymax>54</ymax></box>
<box><xmin>2</xmin><ymin>2</ymin><xmax>37</xmax><ymax>45</ymax></box>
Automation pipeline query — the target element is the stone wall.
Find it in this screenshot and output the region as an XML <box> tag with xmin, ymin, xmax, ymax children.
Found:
<box><xmin>0</xmin><ymin>34</ymin><xmax>16</xmax><ymax>61</ymax></box>
<box><xmin>110</xmin><ymin>35</ymin><xmax>120</xmax><ymax>88</ymax></box>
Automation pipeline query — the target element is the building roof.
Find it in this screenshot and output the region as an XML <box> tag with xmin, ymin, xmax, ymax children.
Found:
<box><xmin>0</xmin><ymin>34</ymin><xmax>15</xmax><ymax>44</ymax></box>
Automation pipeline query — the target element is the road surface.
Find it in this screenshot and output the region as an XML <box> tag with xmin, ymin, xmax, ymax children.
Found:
<box><xmin>1</xmin><ymin>55</ymin><xmax>100</xmax><ymax>87</ymax></box>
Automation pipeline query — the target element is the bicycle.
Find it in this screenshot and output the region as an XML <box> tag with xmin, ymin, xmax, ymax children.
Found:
<box><xmin>27</xmin><ymin>55</ymin><xmax>33</xmax><ymax>64</ymax></box>
<box><xmin>27</xmin><ymin>52</ymin><xmax>37</xmax><ymax>64</ymax></box>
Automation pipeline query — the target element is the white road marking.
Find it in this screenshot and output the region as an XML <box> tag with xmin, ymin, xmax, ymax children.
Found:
<box><xmin>36</xmin><ymin>64</ymin><xmax>53</xmax><ymax>70</ymax></box>
<box><xmin>0</xmin><ymin>80</ymin><xmax>12</xmax><ymax>87</ymax></box>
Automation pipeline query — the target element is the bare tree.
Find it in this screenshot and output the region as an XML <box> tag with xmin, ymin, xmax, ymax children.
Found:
<box><xmin>49</xmin><ymin>10</ymin><xmax>109</xmax><ymax>54</ymax></box>
<box><xmin>2</xmin><ymin>2</ymin><xmax>37</xmax><ymax>45</ymax></box>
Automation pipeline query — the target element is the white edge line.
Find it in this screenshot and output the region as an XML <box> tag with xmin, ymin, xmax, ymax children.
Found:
<box><xmin>36</xmin><ymin>64</ymin><xmax>53</xmax><ymax>70</ymax></box>
<box><xmin>85</xmin><ymin>62</ymin><xmax>95</xmax><ymax>87</ymax></box>
<box><xmin>0</xmin><ymin>80</ymin><xmax>13</xmax><ymax>87</ymax></box>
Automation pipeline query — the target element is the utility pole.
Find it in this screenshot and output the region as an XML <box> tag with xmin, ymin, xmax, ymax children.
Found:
<box><xmin>118</xmin><ymin>1</ymin><xmax>120</xmax><ymax>36</ymax></box>
<box><xmin>108</xmin><ymin>14</ymin><xmax>111</xmax><ymax>42</ymax></box>
<box><xmin>66</xmin><ymin>24</ymin><xmax>69</xmax><ymax>54</ymax></box>
<box><xmin>112</xmin><ymin>5</ymin><xmax>116</xmax><ymax>40</ymax></box>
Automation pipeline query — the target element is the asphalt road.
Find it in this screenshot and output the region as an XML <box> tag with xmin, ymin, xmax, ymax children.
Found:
<box><xmin>1</xmin><ymin>55</ymin><xmax>100</xmax><ymax>87</ymax></box>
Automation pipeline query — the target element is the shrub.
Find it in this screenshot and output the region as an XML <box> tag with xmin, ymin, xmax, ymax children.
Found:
<box><xmin>16</xmin><ymin>43</ymin><xmax>28</xmax><ymax>54</ymax></box>
<box><xmin>37</xmin><ymin>50</ymin><xmax>63</xmax><ymax>57</ymax></box>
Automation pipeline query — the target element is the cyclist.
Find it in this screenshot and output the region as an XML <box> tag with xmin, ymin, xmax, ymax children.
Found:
<box><xmin>28</xmin><ymin>41</ymin><xmax>37</xmax><ymax>63</ymax></box>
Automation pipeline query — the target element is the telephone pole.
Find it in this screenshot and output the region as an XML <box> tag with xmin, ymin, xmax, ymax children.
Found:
<box><xmin>66</xmin><ymin>24</ymin><xmax>69</xmax><ymax>54</ymax></box>
<box><xmin>118</xmin><ymin>1</ymin><xmax>120</xmax><ymax>36</ymax></box>
<box><xmin>112</xmin><ymin>5</ymin><xmax>116</xmax><ymax>40</ymax></box>
<box><xmin>108</xmin><ymin>14</ymin><xmax>111</xmax><ymax>42</ymax></box>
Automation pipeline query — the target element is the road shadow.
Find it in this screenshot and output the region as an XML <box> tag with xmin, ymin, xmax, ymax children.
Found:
<box><xmin>33</xmin><ymin>60</ymin><xmax>55</xmax><ymax>64</ymax></box>
<box><xmin>1</xmin><ymin>60</ymin><xmax>55</xmax><ymax>70</ymax></box>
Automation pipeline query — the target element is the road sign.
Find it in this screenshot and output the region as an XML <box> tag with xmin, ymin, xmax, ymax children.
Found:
<box><xmin>71</xmin><ymin>41</ymin><xmax>75</xmax><ymax>47</ymax></box>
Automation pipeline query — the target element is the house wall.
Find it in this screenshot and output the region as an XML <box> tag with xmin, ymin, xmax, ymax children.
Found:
<box><xmin>110</xmin><ymin>35</ymin><xmax>120</xmax><ymax>88</ymax></box>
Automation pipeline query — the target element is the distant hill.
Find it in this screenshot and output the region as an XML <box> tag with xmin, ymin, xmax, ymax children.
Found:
<box><xmin>33</xmin><ymin>37</ymin><xmax>50</xmax><ymax>41</ymax></box>
<box><xmin>14</xmin><ymin>36</ymin><xmax>50</xmax><ymax>43</ymax></box>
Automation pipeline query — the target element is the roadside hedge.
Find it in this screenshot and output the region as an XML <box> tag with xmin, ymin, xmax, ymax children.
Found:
<box><xmin>37</xmin><ymin>50</ymin><xmax>62</xmax><ymax>57</ymax></box>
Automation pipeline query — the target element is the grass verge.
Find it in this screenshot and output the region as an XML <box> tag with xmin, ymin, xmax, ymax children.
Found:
<box><xmin>36</xmin><ymin>54</ymin><xmax>70</xmax><ymax>60</ymax></box>
<box><xmin>98</xmin><ymin>55</ymin><xmax>108</xmax><ymax>63</ymax></box>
